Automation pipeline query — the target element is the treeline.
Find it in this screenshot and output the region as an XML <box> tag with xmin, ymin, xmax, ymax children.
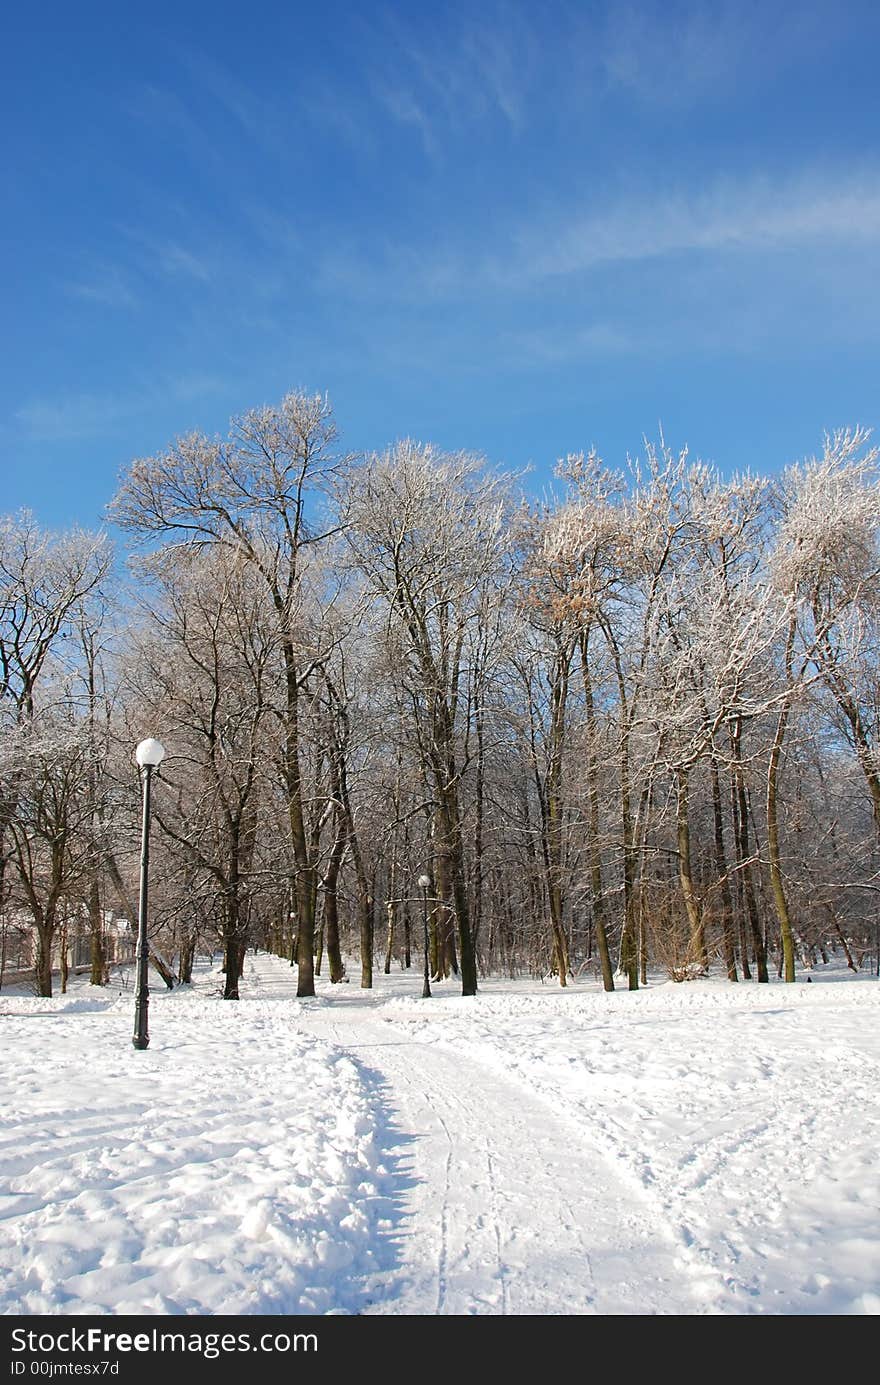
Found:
<box><xmin>2</xmin><ymin>391</ymin><xmax>879</xmax><ymax>998</ymax></box>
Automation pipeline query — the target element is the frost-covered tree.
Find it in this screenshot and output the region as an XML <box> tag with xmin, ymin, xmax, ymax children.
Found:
<box><xmin>125</xmin><ymin>548</ymin><xmax>277</xmax><ymax>999</ymax></box>
<box><xmin>340</xmin><ymin>441</ymin><xmax>511</xmax><ymax>997</ymax></box>
<box><xmin>3</xmin><ymin>714</ymin><xmax>102</xmax><ymax>995</ymax></box>
<box><xmin>94</xmin><ymin>403</ymin><xmax>880</xmax><ymax>990</ymax></box>
<box><xmin>776</xmin><ymin>429</ymin><xmax>880</xmax><ymax>828</ymax></box>
<box><xmin>0</xmin><ymin>515</ymin><xmax>111</xmax><ymax>991</ymax></box>
<box><xmin>111</xmin><ymin>391</ymin><xmax>341</xmax><ymax>997</ymax></box>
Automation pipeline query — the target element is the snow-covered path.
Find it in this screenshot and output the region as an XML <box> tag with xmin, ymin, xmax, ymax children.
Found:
<box><xmin>301</xmin><ymin>997</ymin><xmax>700</xmax><ymax>1315</ymax></box>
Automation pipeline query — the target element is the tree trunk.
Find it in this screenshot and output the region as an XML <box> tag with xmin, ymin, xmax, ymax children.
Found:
<box><xmin>471</xmin><ymin>703</ymin><xmax>486</xmax><ymax>960</ymax></box>
<box><xmin>354</xmin><ymin>845</ymin><xmax>373</xmax><ymax>990</ymax></box>
<box><xmin>709</xmin><ymin>752</ymin><xmax>738</xmax><ymax>981</ymax></box>
<box><xmin>88</xmin><ymin>875</ymin><xmax>107</xmax><ymax>986</ymax></box>
<box><xmin>328</xmin><ymin>725</ymin><xmax>373</xmax><ymax>989</ymax></box>
<box><xmin>815</xmin><ymin>619</ymin><xmax>880</xmax><ymax>833</ymax></box>
<box><xmin>729</xmin><ymin>757</ymin><xmax>752</xmax><ymax>980</ymax></box>
<box><xmin>283</xmin><ymin>657</ymin><xmax>315</xmax><ymax>999</ymax></box>
<box><xmin>384</xmin><ymin>851</ymin><xmax>397</xmax><ymax>974</ymax></box>
<box><xmin>59</xmin><ymin>921</ymin><xmax>70</xmax><ymax>995</ymax></box>
<box><xmin>35</xmin><ymin>920</ymin><xmax>53</xmax><ymax>998</ymax></box>
<box><xmin>767</xmin><ymin>618</ymin><xmax>798</xmax><ymax>983</ymax></box>
<box><xmin>435</xmin><ymin>825</ymin><xmax>460</xmax><ymax>980</ymax></box>
<box><xmin>829</xmin><ymin>911</ymin><xmax>858</xmax><ymax>972</ymax></box>
<box><xmin>638</xmin><ymin>888</ymin><xmax>648</xmax><ymax>986</ymax></box>
<box><xmin>383</xmin><ymin>898</ymin><xmax>395</xmax><ymax>975</ymax></box>
<box><xmin>223</xmin><ymin>919</ymin><xmax>246</xmax><ymax>999</ymax></box>
<box><xmin>321</xmin><ymin>815</ymin><xmax>346</xmax><ymax>983</ymax></box>
<box><xmin>618</xmin><ymin>694</ymin><xmax>638</xmax><ymax>986</ymax></box>
<box><xmin>451</xmin><ymin>842</ymin><xmax>476</xmax><ymax>995</ymax></box>
<box><xmin>432</xmin><ymin>836</ymin><xmax>457</xmax><ymax>980</ymax></box>
<box><xmin>346</xmin><ymin>819</ymin><xmax>373</xmax><ymax>989</ymax></box>
<box><xmin>314</xmin><ymin>922</ymin><xmax>324</xmax><ymax>976</ymax></box>
<box><xmin>0</xmin><ymin>854</ymin><xmax>7</xmax><ymax>992</ymax></box>
<box><xmin>580</xmin><ymin>630</ymin><xmax>614</xmax><ymax>992</ymax></box>
<box><xmin>149</xmin><ymin>948</ymin><xmax>176</xmax><ymax>990</ymax></box>
<box><xmin>429</xmin><ymin>710</ymin><xmax>473</xmax><ymax>993</ymax></box>
<box><xmin>730</xmin><ymin>717</ymin><xmax>769</xmax><ymax>982</ymax></box>
<box><xmin>540</xmin><ymin>640</ymin><xmax>570</xmax><ymax>986</ymax></box>
<box><xmin>600</xmin><ymin>625</ymin><xmax>639</xmax><ymax>988</ymax></box>
<box><xmin>676</xmin><ymin>768</ymin><xmax>706</xmax><ymax>973</ymax></box>
<box><xmin>178</xmin><ymin>936</ymin><xmax>195</xmax><ymax>984</ymax></box>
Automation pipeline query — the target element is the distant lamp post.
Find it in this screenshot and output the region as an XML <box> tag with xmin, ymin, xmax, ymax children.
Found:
<box><xmin>418</xmin><ymin>875</ymin><xmax>432</xmax><ymax>999</ymax></box>
<box><xmin>132</xmin><ymin>738</ymin><xmax>165</xmax><ymax>1050</ymax></box>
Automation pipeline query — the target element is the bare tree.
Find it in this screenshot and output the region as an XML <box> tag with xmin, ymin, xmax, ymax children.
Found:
<box><xmin>340</xmin><ymin>441</ymin><xmax>511</xmax><ymax>996</ymax></box>
<box><xmin>111</xmin><ymin>391</ymin><xmax>341</xmax><ymax>997</ymax></box>
<box><xmin>0</xmin><ymin>515</ymin><xmax>110</xmax><ymax>985</ymax></box>
<box><xmin>777</xmin><ymin>429</ymin><xmax>880</xmax><ymax>830</ymax></box>
<box><xmin>4</xmin><ymin>714</ymin><xmax>101</xmax><ymax>995</ymax></box>
<box><xmin>125</xmin><ymin>548</ymin><xmax>277</xmax><ymax>999</ymax></box>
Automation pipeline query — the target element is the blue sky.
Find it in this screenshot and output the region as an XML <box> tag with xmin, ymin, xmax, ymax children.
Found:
<box><xmin>4</xmin><ymin>0</ymin><xmax>880</xmax><ymax>528</ymax></box>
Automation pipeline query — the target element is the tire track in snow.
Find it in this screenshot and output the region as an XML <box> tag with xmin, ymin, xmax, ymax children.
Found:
<box><xmin>433</xmin><ymin>1114</ymin><xmax>453</xmax><ymax>1316</ymax></box>
<box><xmin>484</xmin><ymin>1137</ymin><xmax>509</xmax><ymax>1316</ymax></box>
<box><xmin>433</xmin><ymin>1079</ymin><xmax>513</xmax><ymax>1314</ymax></box>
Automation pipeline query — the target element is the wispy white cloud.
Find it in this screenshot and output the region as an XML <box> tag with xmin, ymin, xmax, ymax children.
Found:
<box><xmin>363</xmin><ymin>1</ymin><xmax>536</xmax><ymax>149</ymax></box>
<box><xmin>495</xmin><ymin>170</ymin><xmax>880</xmax><ymax>286</ymax></box>
<box><xmin>156</xmin><ymin>242</ymin><xmax>212</xmax><ymax>282</ymax></box>
<box><xmin>594</xmin><ymin>1</ymin><xmax>829</xmax><ymax>110</ymax></box>
<box><xmin>172</xmin><ymin>47</ymin><xmax>292</xmax><ymax>160</ymax></box>
<box><xmin>120</xmin><ymin>226</ymin><xmax>212</xmax><ymax>283</ymax></box>
<box><xmin>354</xmin><ymin>2</ymin><xmax>822</xmax><ymax>150</ymax></box>
<box><xmin>298</xmin><ymin>83</ymin><xmax>378</xmax><ymax>157</ymax></box>
<box><xmin>313</xmin><ymin>237</ymin><xmax>465</xmax><ymax>305</ymax></box>
<box><xmin>127</xmin><ymin>83</ymin><xmax>223</xmax><ymax>172</ymax></box>
<box><xmin>170</xmin><ymin>373</ymin><xmax>229</xmax><ymax>403</ymax></box>
<box><xmin>504</xmin><ymin>323</ymin><xmax>636</xmax><ymax>363</ymax></box>
<box><xmin>310</xmin><ymin>165</ymin><xmax>880</xmax><ymax>308</ymax></box>
<box><xmin>372</xmin><ymin>82</ymin><xmax>438</xmax><ymax>157</ymax></box>
<box><xmin>65</xmin><ymin>267</ymin><xmax>137</xmax><ymax>310</ymax></box>
<box><xmin>15</xmin><ymin>393</ymin><xmax>138</xmax><ymax>443</ymax></box>
<box><xmin>245</xmin><ymin>205</ymin><xmax>303</xmax><ymax>254</ymax></box>
<box><xmin>599</xmin><ymin>2</ymin><xmax>753</xmax><ymax>103</ymax></box>
<box><xmin>15</xmin><ymin>375</ymin><xmax>229</xmax><ymax>444</ymax></box>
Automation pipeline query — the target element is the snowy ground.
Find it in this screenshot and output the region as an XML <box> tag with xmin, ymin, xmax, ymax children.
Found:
<box><xmin>1</xmin><ymin>954</ymin><xmax>878</xmax><ymax>1316</ymax></box>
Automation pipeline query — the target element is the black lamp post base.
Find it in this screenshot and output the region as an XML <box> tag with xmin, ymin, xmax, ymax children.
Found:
<box><xmin>132</xmin><ymin>1035</ymin><xmax>149</xmax><ymax>1050</ymax></box>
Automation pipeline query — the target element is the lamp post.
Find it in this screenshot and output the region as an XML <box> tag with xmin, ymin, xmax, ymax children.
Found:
<box><xmin>418</xmin><ymin>874</ymin><xmax>432</xmax><ymax>999</ymax></box>
<box><xmin>132</xmin><ymin>738</ymin><xmax>165</xmax><ymax>1050</ymax></box>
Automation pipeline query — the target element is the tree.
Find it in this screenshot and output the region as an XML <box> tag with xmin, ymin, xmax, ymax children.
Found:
<box><xmin>776</xmin><ymin>429</ymin><xmax>880</xmax><ymax>832</ymax></box>
<box><xmin>0</xmin><ymin>515</ymin><xmax>110</xmax><ymax>986</ymax></box>
<box><xmin>126</xmin><ymin>548</ymin><xmax>276</xmax><ymax>999</ymax></box>
<box><xmin>111</xmin><ymin>391</ymin><xmax>341</xmax><ymax>997</ymax></box>
<box><xmin>4</xmin><ymin>714</ymin><xmax>100</xmax><ymax>995</ymax></box>
<box><xmin>529</xmin><ymin>451</ymin><xmax>626</xmax><ymax>991</ymax></box>
<box><xmin>340</xmin><ymin>441</ymin><xmax>511</xmax><ymax>997</ymax></box>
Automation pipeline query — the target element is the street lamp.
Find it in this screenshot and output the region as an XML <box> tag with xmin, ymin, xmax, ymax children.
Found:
<box><xmin>132</xmin><ymin>738</ymin><xmax>165</xmax><ymax>1050</ymax></box>
<box><xmin>418</xmin><ymin>874</ymin><xmax>432</xmax><ymax>999</ymax></box>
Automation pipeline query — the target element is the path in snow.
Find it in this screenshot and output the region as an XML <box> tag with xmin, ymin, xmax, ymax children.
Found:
<box><xmin>294</xmin><ymin>985</ymin><xmax>707</xmax><ymax>1315</ymax></box>
<box><xmin>374</xmin><ymin>977</ymin><xmax>880</xmax><ymax>1314</ymax></box>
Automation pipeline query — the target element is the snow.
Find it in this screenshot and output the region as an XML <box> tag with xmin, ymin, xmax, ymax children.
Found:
<box><xmin>1</xmin><ymin>954</ymin><xmax>878</xmax><ymax>1316</ymax></box>
<box><xmin>0</xmin><ymin>963</ymin><xmax>388</xmax><ymax>1316</ymax></box>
